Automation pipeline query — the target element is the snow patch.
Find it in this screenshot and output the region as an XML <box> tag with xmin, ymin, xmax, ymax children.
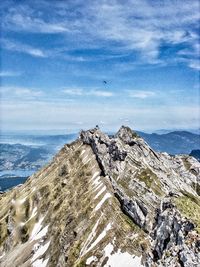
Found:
<box><xmin>86</xmin><ymin>256</ymin><xmax>98</xmax><ymax>265</ymax></box>
<box><xmin>0</xmin><ymin>252</ymin><xmax>5</xmax><ymax>259</ymax></box>
<box><xmin>83</xmin><ymin>223</ymin><xmax>112</xmax><ymax>256</ymax></box>
<box><xmin>80</xmin><ymin>216</ymin><xmax>102</xmax><ymax>256</ymax></box>
<box><xmin>33</xmin><ymin>225</ymin><xmax>49</xmax><ymax>241</ymax></box>
<box><xmin>30</xmin><ymin>217</ymin><xmax>48</xmax><ymax>241</ymax></box>
<box><xmin>94</xmin><ymin>186</ymin><xmax>106</xmax><ymax>199</ymax></box>
<box><xmin>18</xmin><ymin>197</ymin><xmax>27</xmax><ymax>205</ymax></box>
<box><xmin>94</xmin><ymin>193</ymin><xmax>111</xmax><ymax>211</ymax></box>
<box><xmin>83</xmin><ymin>157</ymin><xmax>91</xmax><ymax>165</ymax></box>
<box><xmin>93</xmin><ymin>181</ymin><xmax>103</xmax><ymax>192</ymax></box>
<box><xmin>91</xmin><ymin>172</ymin><xmax>100</xmax><ymax>180</ymax></box>
<box><xmin>31</xmin><ymin>241</ymin><xmax>51</xmax><ymax>262</ymax></box>
<box><xmin>104</xmin><ymin>243</ymin><xmax>143</xmax><ymax>267</ymax></box>
<box><xmin>82</xmin><ymin>154</ymin><xmax>88</xmax><ymax>162</ymax></box>
<box><xmin>92</xmin><ymin>174</ymin><xmax>104</xmax><ymax>189</ymax></box>
<box><xmin>29</xmin><ymin>207</ymin><xmax>38</xmax><ymax>221</ymax></box>
<box><xmin>31</xmin><ymin>187</ymin><xmax>36</xmax><ymax>193</ymax></box>
<box><xmin>81</xmin><ymin>149</ymin><xmax>86</xmax><ymax>155</ymax></box>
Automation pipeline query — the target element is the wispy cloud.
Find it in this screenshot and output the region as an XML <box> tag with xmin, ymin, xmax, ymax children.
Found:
<box><xmin>63</xmin><ymin>88</ymin><xmax>83</xmax><ymax>96</ymax></box>
<box><xmin>3</xmin><ymin>11</ymin><xmax>69</xmax><ymax>34</ymax></box>
<box><xmin>1</xmin><ymin>38</ymin><xmax>47</xmax><ymax>58</ymax></box>
<box><xmin>0</xmin><ymin>70</ymin><xmax>22</xmax><ymax>77</ymax></box>
<box><xmin>188</xmin><ymin>60</ymin><xmax>200</xmax><ymax>70</ymax></box>
<box><xmin>127</xmin><ymin>90</ymin><xmax>156</xmax><ymax>99</ymax></box>
<box><xmin>1</xmin><ymin>86</ymin><xmax>43</xmax><ymax>100</ymax></box>
<box><xmin>1</xmin><ymin>0</ymin><xmax>199</xmax><ymax>68</ymax></box>
<box><xmin>63</xmin><ymin>88</ymin><xmax>114</xmax><ymax>97</ymax></box>
<box><xmin>1</xmin><ymin>1</ymin><xmax>199</xmax><ymax>132</ymax></box>
<box><xmin>89</xmin><ymin>90</ymin><xmax>113</xmax><ymax>97</ymax></box>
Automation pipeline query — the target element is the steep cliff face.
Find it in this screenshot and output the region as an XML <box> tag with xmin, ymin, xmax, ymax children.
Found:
<box><xmin>0</xmin><ymin>126</ymin><xmax>199</xmax><ymax>267</ymax></box>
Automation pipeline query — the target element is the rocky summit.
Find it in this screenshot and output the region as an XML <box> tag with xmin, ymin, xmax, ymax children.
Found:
<box><xmin>0</xmin><ymin>126</ymin><xmax>200</xmax><ymax>267</ymax></box>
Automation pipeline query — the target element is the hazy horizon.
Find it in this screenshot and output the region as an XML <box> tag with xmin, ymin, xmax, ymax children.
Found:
<box><xmin>1</xmin><ymin>126</ymin><xmax>200</xmax><ymax>136</ymax></box>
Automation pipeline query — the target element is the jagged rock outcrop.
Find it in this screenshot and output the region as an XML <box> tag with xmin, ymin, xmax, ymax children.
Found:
<box><xmin>0</xmin><ymin>126</ymin><xmax>199</xmax><ymax>267</ymax></box>
<box><xmin>80</xmin><ymin>126</ymin><xmax>200</xmax><ymax>266</ymax></box>
<box><xmin>146</xmin><ymin>197</ymin><xmax>200</xmax><ymax>266</ymax></box>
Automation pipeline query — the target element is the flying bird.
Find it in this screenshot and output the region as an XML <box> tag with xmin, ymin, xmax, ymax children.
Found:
<box><xmin>103</xmin><ymin>80</ymin><xmax>107</xmax><ymax>84</ymax></box>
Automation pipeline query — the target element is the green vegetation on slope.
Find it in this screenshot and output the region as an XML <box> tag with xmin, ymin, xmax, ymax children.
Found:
<box><xmin>175</xmin><ymin>192</ymin><xmax>200</xmax><ymax>233</ymax></box>
<box><xmin>136</xmin><ymin>168</ymin><xmax>164</xmax><ymax>196</ymax></box>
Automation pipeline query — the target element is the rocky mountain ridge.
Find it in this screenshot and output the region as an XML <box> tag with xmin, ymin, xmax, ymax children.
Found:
<box><xmin>1</xmin><ymin>130</ymin><xmax>199</xmax><ymax>173</ymax></box>
<box><xmin>0</xmin><ymin>126</ymin><xmax>199</xmax><ymax>267</ymax></box>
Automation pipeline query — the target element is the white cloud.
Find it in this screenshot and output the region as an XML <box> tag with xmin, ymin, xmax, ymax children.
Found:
<box><xmin>0</xmin><ymin>71</ymin><xmax>21</xmax><ymax>77</ymax></box>
<box><xmin>4</xmin><ymin>12</ymin><xmax>69</xmax><ymax>34</ymax></box>
<box><xmin>1</xmin><ymin>0</ymin><xmax>199</xmax><ymax>67</ymax></box>
<box><xmin>83</xmin><ymin>0</ymin><xmax>199</xmax><ymax>65</ymax></box>
<box><xmin>89</xmin><ymin>90</ymin><xmax>113</xmax><ymax>97</ymax></box>
<box><xmin>188</xmin><ymin>60</ymin><xmax>200</xmax><ymax>70</ymax></box>
<box><xmin>63</xmin><ymin>88</ymin><xmax>83</xmax><ymax>96</ymax></box>
<box><xmin>63</xmin><ymin>88</ymin><xmax>114</xmax><ymax>97</ymax></box>
<box><xmin>127</xmin><ymin>90</ymin><xmax>156</xmax><ymax>99</ymax></box>
<box><xmin>1</xmin><ymin>38</ymin><xmax>47</xmax><ymax>58</ymax></box>
<box><xmin>1</xmin><ymin>86</ymin><xmax>43</xmax><ymax>99</ymax></box>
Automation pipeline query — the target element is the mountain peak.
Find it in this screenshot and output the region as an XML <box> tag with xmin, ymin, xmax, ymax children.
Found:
<box><xmin>116</xmin><ymin>125</ymin><xmax>139</xmax><ymax>142</ymax></box>
<box><xmin>0</xmin><ymin>127</ymin><xmax>200</xmax><ymax>267</ymax></box>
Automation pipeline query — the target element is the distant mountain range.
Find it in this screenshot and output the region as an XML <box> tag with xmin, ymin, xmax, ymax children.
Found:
<box><xmin>0</xmin><ymin>130</ymin><xmax>199</xmax><ymax>174</ymax></box>
<box><xmin>137</xmin><ymin>130</ymin><xmax>200</xmax><ymax>155</ymax></box>
<box><xmin>0</xmin><ymin>143</ymin><xmax>49</xmax><ymax>171</ymax></box>
<box><xmin>153</xmin><ymin>128</ymin><xmax>200</xmax><ymax>135</ymax></box>
<box><xmin>0</xmin><ymin>133</ymin><xmax>77</xmax><ymax>172</ymax></box>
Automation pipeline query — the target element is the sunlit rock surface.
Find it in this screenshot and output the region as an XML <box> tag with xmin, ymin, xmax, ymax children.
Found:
<box><xmin>0</xmin><ymin>126</ymin><xmax>199</xmax><ymax>266</ymax></box>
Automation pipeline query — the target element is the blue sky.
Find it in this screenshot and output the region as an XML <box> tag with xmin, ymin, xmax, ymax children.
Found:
<box><xmin>1</xmin><ymin>0</ymin><xmax>200</xmax><ymax>133</ymax></box>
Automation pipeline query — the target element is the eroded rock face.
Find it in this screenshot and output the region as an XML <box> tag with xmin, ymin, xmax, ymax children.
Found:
<box><xmin>80</xmin><ymin>126</ymin><xmax>200</xmax><ymax>266</ymax></box>
<box><xmin>0</xmin><ymin>126</ymin><xmax>199</xmax><ymax>267</ymax></box>
<box><xmin>146</xmin><ymin>197</ymin><xmax>200</xmax><ymax>267</ymax></box>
